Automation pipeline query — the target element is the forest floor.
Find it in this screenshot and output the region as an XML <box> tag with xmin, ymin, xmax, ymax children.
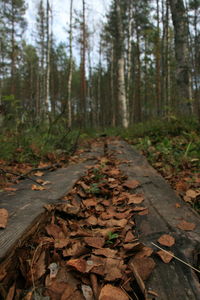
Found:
<box><xmin>0</xmin><ymin>137</ymin><xmax>200</xmax><ymax>300</ymax></box>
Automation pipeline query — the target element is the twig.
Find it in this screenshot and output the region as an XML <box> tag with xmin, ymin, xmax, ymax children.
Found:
<box><xmin>151</xmin><ymin>242</ymin><xmax>200</xmax><ymax>274</ymax></box>
<box><xmin>90</xmin><ymin>273</ymin><xmax>99</xmax><ymax>300</ymax></box>
<box><xmin>0</xmin><ymin>168</ymin><xmax>43</xmax><ymax>186</ymax></box>
<box><xmin>120</xmin><ymin>285</ymin><xmax>134</xmax><ymax>300</ymax></box>
<box><xmin>129</xmin><ymin>262</ymin><xmax>148</xmax><ymax>299</ymax></box>
<box><xmin>30</xmin><ymin>242</ymin><xmax>50</xmax><ymax>292</ymax></box>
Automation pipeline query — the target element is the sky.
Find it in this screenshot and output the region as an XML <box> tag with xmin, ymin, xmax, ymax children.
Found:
<box><xmin>25</xmin><ymin>0</ymin><xmax>111</xmax><ymax>44</ymax></box>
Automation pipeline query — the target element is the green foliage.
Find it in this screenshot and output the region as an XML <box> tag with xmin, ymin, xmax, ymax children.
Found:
<box><xmin>0</xmin><ymin>118</ymin><xmax>80</xmax><ymax>164</ymax></box>
<box><xmin>87</xmin><ymin>183</ymin><xmax>100</xmax><ymax>195</ymax></box>
<box><xmin>106</xmin><ymin>232</ymin><xmax>119</xmax><ymax>244</ymax></box>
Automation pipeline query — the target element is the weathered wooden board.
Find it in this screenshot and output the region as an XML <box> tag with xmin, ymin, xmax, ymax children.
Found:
<box><xmin>109</xmin><ymin>139</ymin><xmax>200</xmax><ymax>300</ymax></box>
<box><xmin>0</xmin><ymin>143</ymin><xmax>102</xmax><ymax>264</ymax></box>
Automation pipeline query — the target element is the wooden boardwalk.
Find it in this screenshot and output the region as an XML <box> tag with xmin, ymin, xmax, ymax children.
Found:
<box><xmin>0</xmin><ymin>138</ymin><xmax>200</xmax><ymax>299</ymax></box>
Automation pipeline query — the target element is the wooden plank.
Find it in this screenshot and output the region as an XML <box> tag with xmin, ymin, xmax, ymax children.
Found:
<box><xmin>108</xmin><ymin>139</ymin><xmax>200</xmax><ymax>300</ymax></box>
<box><xmin>0</xmin><ymin>161</ymin><xmax>95</xmax><ymax>262</ymax></box>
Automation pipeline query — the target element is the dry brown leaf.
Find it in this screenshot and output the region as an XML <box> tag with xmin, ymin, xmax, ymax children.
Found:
<box><xmin>54</xmin><ymin>238</ymin><xmax>69</xmax><ymax>249</ymax></box>
<box><xmin>127</xmin><ymin>194</ymin><xmax>144</xmax><ymax>205</ymax></box>
<box><xmin>84</xmin><ymin>237</ymin><xmax>105</xmax><ymax>248</ymax></box>
<box><xmin>177</xmin><ymin>220</ymin><xmax>196</xmax><ymax>231</ymax></box>
<box><xmin>134</xmin><ymin>246</ymin><xmax>153</xmax><ymax>259</ymax></box>
<box><xmin>31</xmin><ymin>184</ymin><xmax>46</xmax><ymax>191</ymax></box>
<box><xmin>186</xmin><ymin>189</ymin><xmax>198</xmax><ymax>199</ymax></box>
<box><xmin>157</xmin><ymin>250</ymin><xmax>174</xmax><ymax>263</ymax></box>
<box><xmin>99</xmin><ymin>284</ymin><xmax>129</xmax><ymax>300</ymax></box>
<box><xmin>34</xmin><ymin>171</ymin><xmax>44</xmax><ymax>177</ymax></box>
<box><xmin>87</xmin><ymin>216</ymin><xmax>98</xmax><ymax>226</ymax></box>
<box><xmin>82</xmin><ymin>199</ymin><xmax>97</xmax><ymax>207</ymax></box>
<box><xmin>133</xmin><ymin>206</ymin><xmax>147</xmax><ymax>212</ymax></box>
<box><xmin>157</xmin><ymin>234</ymin><xmax>175</xmax><ymax>247</ymax></box>
<box><xmin>33</xmin><ymin>251</ymin><xmax>46</xmax><ymax>281</ymax></box>
<box><xmin>105</xmin><ymin>218</ymin><xmax>128</xmax><ymax>228</ymax></box>
<box><xmin>175</xmin><ymin>181</ymin><xmax>188</xmax><ymax>192</ymax></box>
<box><xmin>0</xmin><ymin>208</ymin><xmax>9</xmax><ymax>228</ymax></box>
<box><xmin>123</xmin><ymin>180</ymin><xmax>140</xmax><ymax>189</ymax></box>
<box><xmin>175</xmin><ymin>203</ymin><xmax>181</xmax><ymax>208</ymax></box>
<box><xmin>63</xmin><ymin>241</ymin><xmax>87</xmax><ymax>257</ymax></box>
<box><xmin>79</xmin><ymin>181</ymin><xmax>90</xmax><ymax>191</ymax></box>
<box><xmin>67</xmin><ymin>258</ymin><xmax>87</xmax><ymax>273</ymax></box>
<box><xmin>131</xmin><ymin>257</ymin><xmax>156</xmax><ymax>280</ymax></box>
<box><xmin>124</xmin><ymin>231</ymin><xmax>135</xmax><ymax>243</ymax></box>
<box><xmin>138</xmin><ymin>208</ymin><xmax>149</xmax><ymax>215</ymax></box>
<box><xmin>123</xmin><ymin>242</ymin><xmax>140</xmax><ymax>250</ymax></box>
<box><xmin>57</xmin><ymin>203</ymin><xmax>80</xmax><ymax>215</ymax></box>
<box><xmin>45</xmin><ymin>224</ymin><xmax>65</xmax><ymax>239</ymax></box>
<box><xmin>93</xmin><ymin>248</ymin><xmax>117</xmax><ymax>258</ymax></box>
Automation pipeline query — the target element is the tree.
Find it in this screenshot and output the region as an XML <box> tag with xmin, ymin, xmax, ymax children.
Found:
<box><xmin>169</xmin><ymin>0</ymin><xmax>192</xmax><ymax>114</ymax></box>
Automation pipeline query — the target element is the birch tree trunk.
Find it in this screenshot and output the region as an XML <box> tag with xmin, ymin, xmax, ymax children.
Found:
<box><xmin>169</xmin><ymin>0</ymin><xmax>192</xmax><ymax>115</ymax></box>
<box><xmin>116</xmin><ymin>0</ymin><xmax>128</xmax><ymax>128</ymax></box>
<box><xmin>67</xmin><ymin>0</ymin><xmax>73</xmax><ymax>127</ymax></box>
<box><xmin>45</xmin><ymin>0</ymin><xmax>51</xmax><ymax>121</ymax></box>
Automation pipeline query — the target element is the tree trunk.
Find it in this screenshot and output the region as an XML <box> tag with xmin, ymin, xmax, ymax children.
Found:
<box><xmin>169</xmin><ymin>0</ymin><xmax>192</xmax><ymax>115</ymax></box>
<box><xmin>116</xmin><ymin>0</ymin><xmax>128</xmax><ymax>128</ymax></box>
<box><xmin>67</xmin><ymin>0</ymin><xmax>73</xmax><ymax>127</ymax></box>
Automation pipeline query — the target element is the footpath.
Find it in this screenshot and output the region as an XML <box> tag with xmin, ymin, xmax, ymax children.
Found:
<box><xmin>0</xmin><ymin>138</ymin><xmax>200</xmax><ymax>300</ymax></box>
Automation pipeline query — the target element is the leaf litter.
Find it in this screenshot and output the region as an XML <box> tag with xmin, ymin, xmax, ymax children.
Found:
<box><xmin>1</xmin><ymin>153</ymin><xmax>190</xmax><ymax>300</ymax></box>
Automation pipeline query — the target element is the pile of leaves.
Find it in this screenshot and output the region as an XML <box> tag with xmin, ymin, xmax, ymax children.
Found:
<box><xmin>1</xmin><ymin>155</ymin><xmax>183</xmax><ymax>300</ymax></box>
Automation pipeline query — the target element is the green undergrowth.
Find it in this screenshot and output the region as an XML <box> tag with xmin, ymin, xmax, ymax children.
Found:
<box><xmin>0</xmin><ymin>121</ymin><xmax>80</xmax><ymax>165</ymax></box>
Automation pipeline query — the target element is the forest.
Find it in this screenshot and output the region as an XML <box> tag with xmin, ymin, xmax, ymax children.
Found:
<box><xmin>0</xmin><ymin>0</ymin><xmax>200</xmax><ymax>198</ymax></box>
<box><xmin>0</xmin><ymin>1</ymin><xmax>200</xmax><ymax>299</ymax></box>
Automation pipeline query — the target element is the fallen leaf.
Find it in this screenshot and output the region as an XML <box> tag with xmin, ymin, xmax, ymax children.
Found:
<box><xmin>177</xmin><ymin>220</ymin><xmax>196</xmax><ymax>231</ymax></box>
<box><xmin>123</xmin><ymin>180</ymin><xmax>140</xmax><ymax>189</ymax></box>
<box><xmin>123</xmin><ymin>242</ymin><xmax>140</xmax><ymax>250</ymax></box>
<box><xmin>99</xmin><ymin>284</ymin><xmax>129</xmax><ymax>300</ymax></box>
<box><xmin>34</xmin><ymin>171</ymin><xmax>44</xmax><ymax>177</ymax></box>
<box><xmin>45</xmin><ymin>224</ymin><xmax>65</xmax><ymax>239</ymax></box>
<box><xmin>133</xmin><ymin>206</ymin><xmax>147</xmax><ymax>212</ymax></box>
<box><xmin>175</xmin><ymin>203</ymin><xmax>181</xmax><ymax>208</ymax></box>
<box><xmin>134</xmin><ymin>246</ymin><xmax>153</xmax><ymax>259</ymax></box>
<box><xmin>93</xmin><ymin>248</ymin><xmax>117</xmax><ymax>258</ymax></box>
<box><xmin>54</xmin><ymin>238</ymin><xmax>69</xmax><ymax>248</ymax></box>
<box><xmin>67</xmin><ymin>258</ymin><xmax>87</xmax><ymax>273</ymax></box>
<box><xmin>157</xmin><ymin>234</ymin><xmax>175</xmax><ymax>247</ymax></box>
<box><xmin>138</xmin><ymin>208</ymin><xmax>149</xmax><ymax>215</ymax></box>
<box><xmin>124</xmin><ymin>231</ymin><xmax>135</xmax><ymax>243</ymax></box>
<box><xmin>157</xmin><ymin>250</ymin><xmax>174</xmax><ymax>263</ymax></box>
<box><xmin>131</xmin><ymin>257</ymin><xmax>156</xmax><ymax>280</ymax></box>
<box><xmin>31</xmin><ymin>184</ymin><xmax>46</xmax><ymax>191</ymax></box>
<box><xmin>84</xmin><ymin>237</ymin><xmax>105</xmax><ymax>248</ymax></box>
<box><xmin>82</xmin><ymin>199</ymin><xmax>97</xmax><ymax>207</ymax></box>
<box><xmin>0</xmin><ymin>208</ymin><xmax>9</xmax><ymax>228</ymax></box>
<box><xmin>127</xmin><ymin>194</ymin><xmax>144</xmax><ymax>205</ymax></box>
<box><xmin>63</xmin><ymin>241</ymin><xmax>87</xmax><ymax>257</ymax></box>
<box><xmin>33</xmin><ymin>251</ymin><xmax>46</xmax><ymax>281</ymax></box>
<box><xmin>87</xmin><ymin>216</ymin><xmax>98</xmax><ymax>226</ymax></box>
<box><xmin>186</xmin><ymin>189</ymin><xmax>198</xmax><ymax>199</ymax></box>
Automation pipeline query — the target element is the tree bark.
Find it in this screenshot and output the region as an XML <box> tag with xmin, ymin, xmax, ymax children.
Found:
<box><xmin>67</xmin><ymin>0</ymin><xmax>73</xmax><ymax>127</ymax></box>
<box><xmin>116</xmin><ymin>0</ymin><xmax>128</xmax><ymax>128</ymax></box>
<box><xmin>169</xmin><ymin>0</ymin><xmax>192</xmax><ymax>115</ymax></box>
